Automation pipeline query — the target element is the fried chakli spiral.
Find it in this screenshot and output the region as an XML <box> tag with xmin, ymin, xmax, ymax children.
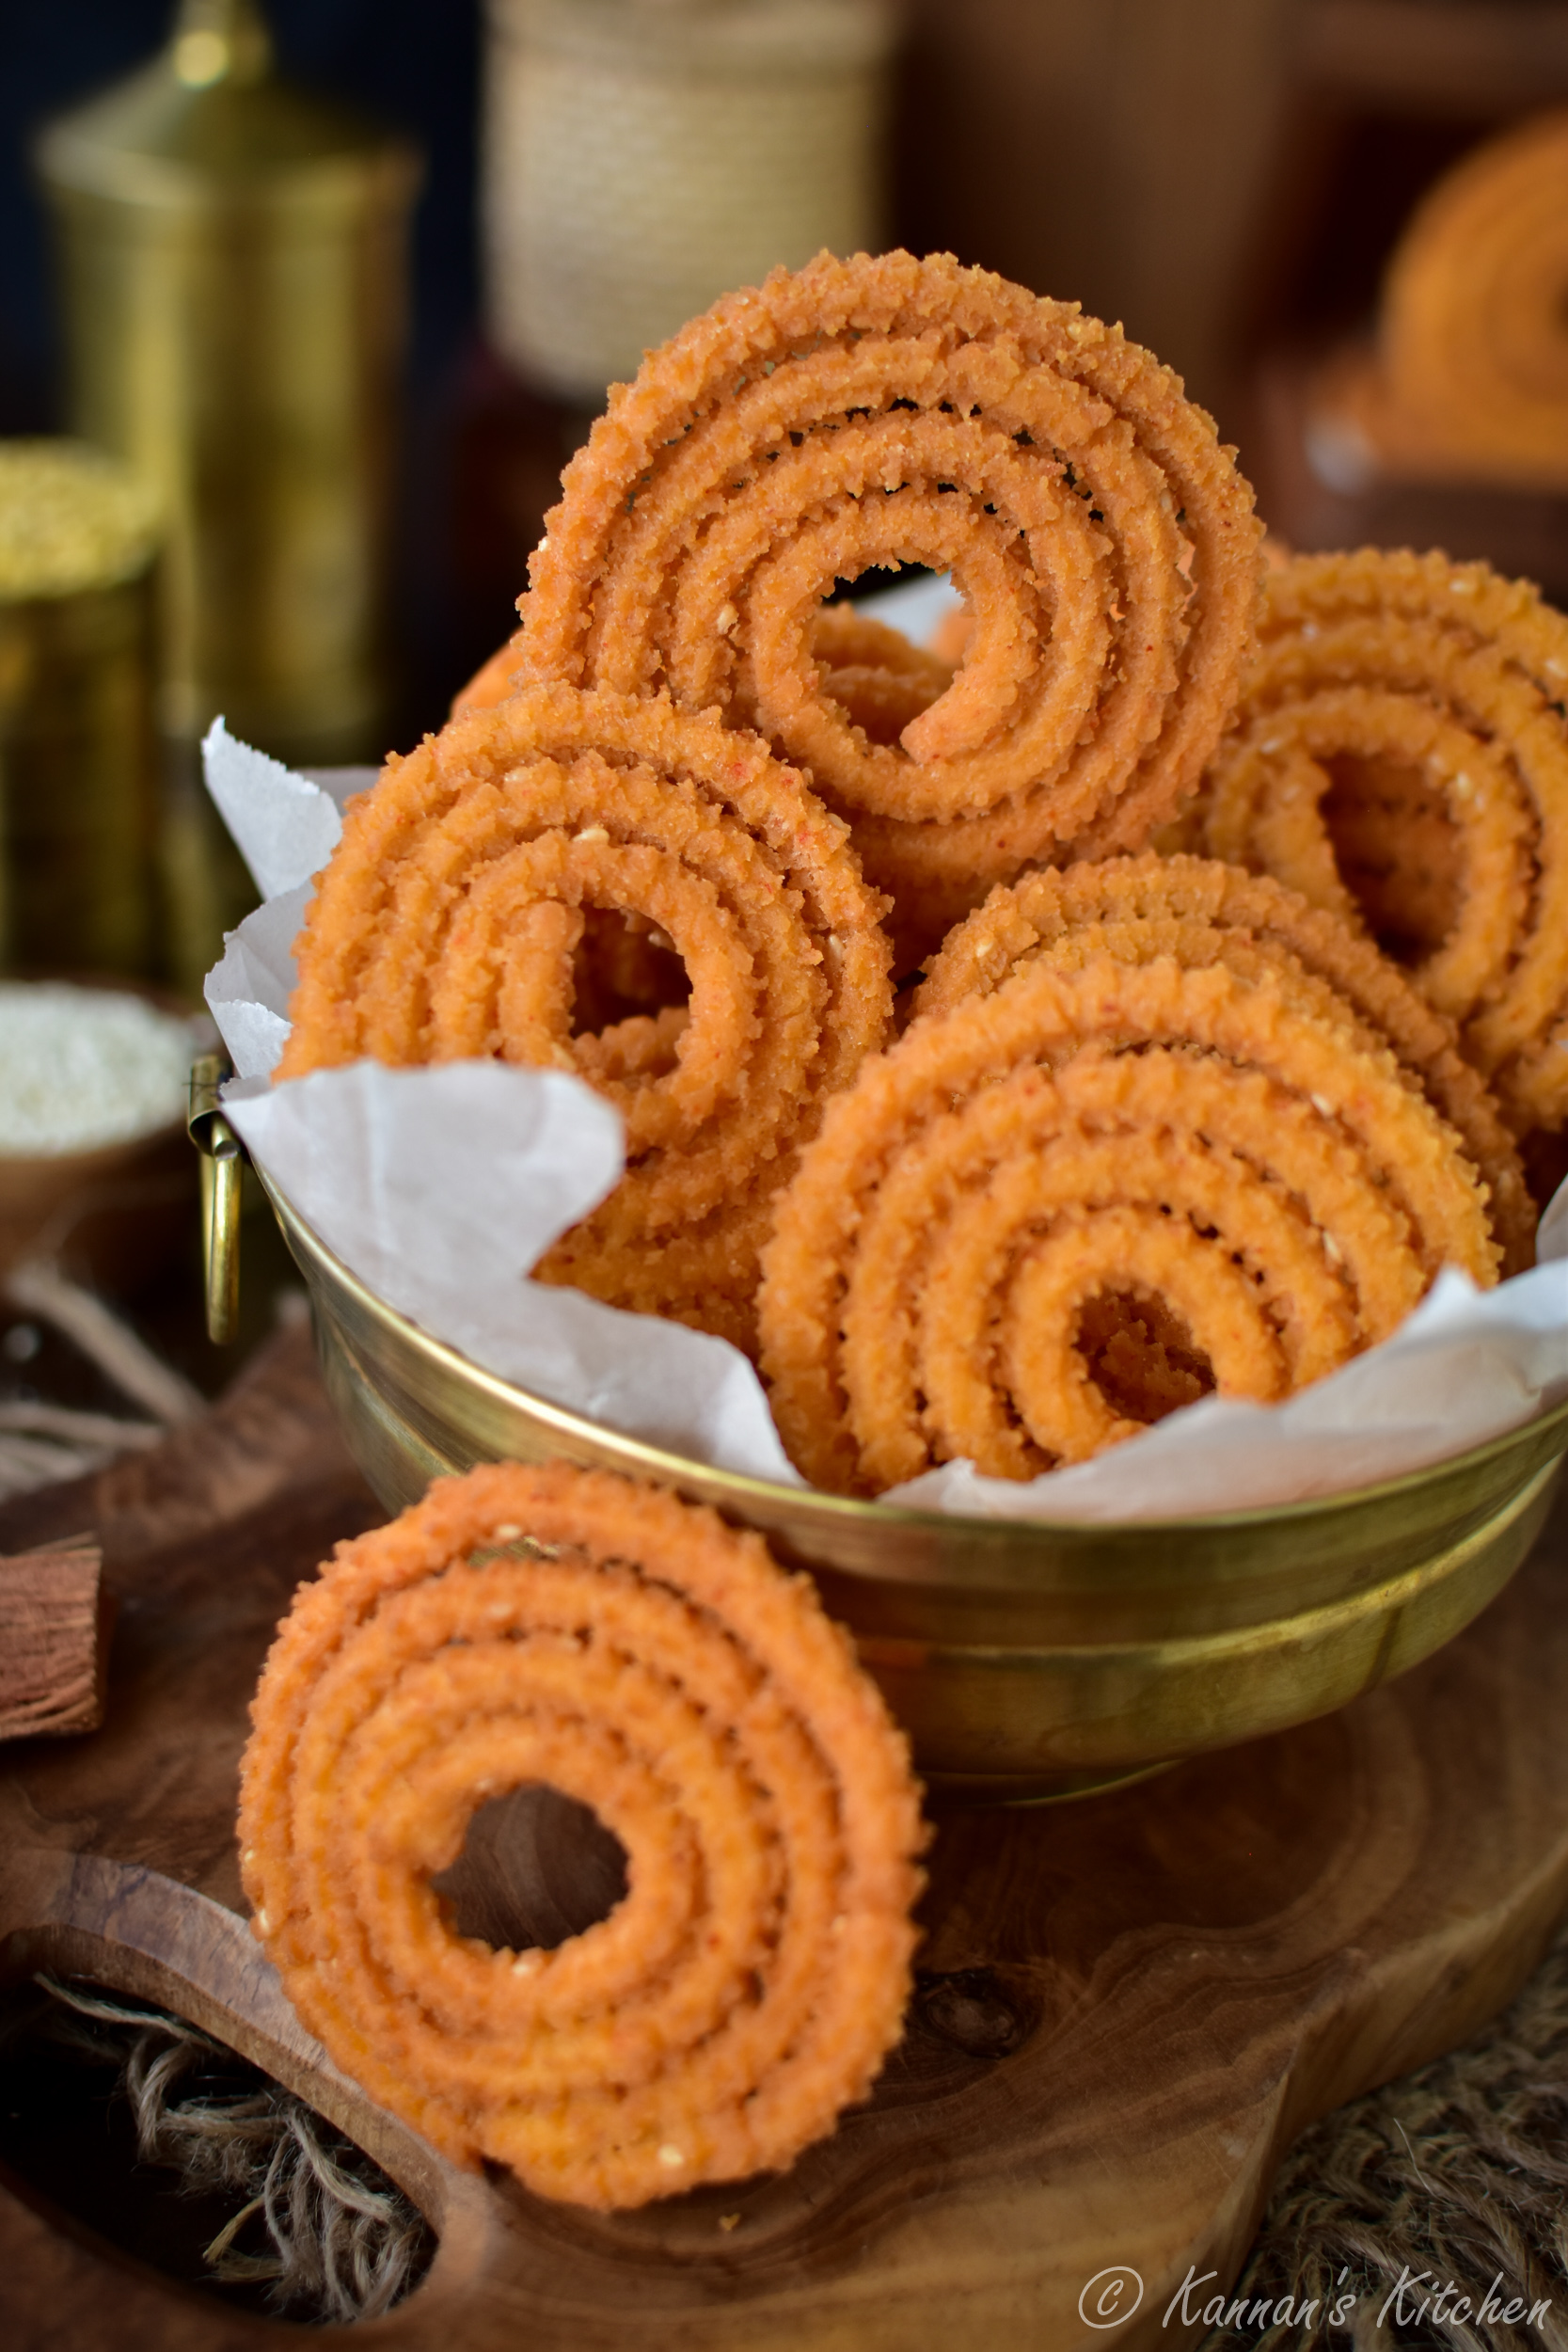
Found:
<box><xmin>1331</xmin><ymin>110</ymin><xmax>1568</xmax><ymax>493</ymax></box>
<box><xmin>239</xmin><ymin>1462</ymin><xmax>925</xmax><ymax>2211</ymax></box>
<box><xmin>809</xmin><ymin>603</ymin><xmax>957</xmax><ymax>751</ymax></box>
<box><xmin>517</xmin><ymin>248</ymin><xmax>1264</xmax><ymax>953</ymax></box>
<box><xmin>452</xmin><ymin>604</ymin><xmax>948</xmax><ymax>738</ymax></box>
<box><xmin>918</xmin><ymin>853</ymin><xmax>1534</xmax><ymax>1274</ymax></box>
<box><xmin>451</xmin><ymin>635</ymin><xmax>525</xmax><ymax>717</ymax></box>
<box><xmin>757</xmin><ymin>952</ymin><xmax>1500</xmax><ymax>1494</ymax></box>
<box><xmin>278</xmin><ymin>683</ymin><xmax>893</xmax><ymax>1343</ymax></box>
<box><xmin>1197</xmin><ymin>548</ymin><xmax>1568</xmax><ymax>1134</ymax></box>
<box><xmin>1381</xmin><ymin>111</ymin><xmax>1568</xmax><ymax>488</ymax></box>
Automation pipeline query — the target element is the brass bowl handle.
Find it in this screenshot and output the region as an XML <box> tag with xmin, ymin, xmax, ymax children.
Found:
<box><xmin>187</xmin><ymin>1052</ymin><xmax>246</xmax><ymax>1343</ymax></box>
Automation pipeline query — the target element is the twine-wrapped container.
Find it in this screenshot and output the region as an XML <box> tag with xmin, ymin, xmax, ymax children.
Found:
<box><xmin>483</xmin><ymin>0</ymin><xmax>895</xmax><ymax>403</ymax></box>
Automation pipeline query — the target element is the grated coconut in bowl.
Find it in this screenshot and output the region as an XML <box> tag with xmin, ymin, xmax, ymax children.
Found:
<box><xmin>0</xmin><ymin>984</ymin><xmax>193</xmax><ymax>1155</ymax></box>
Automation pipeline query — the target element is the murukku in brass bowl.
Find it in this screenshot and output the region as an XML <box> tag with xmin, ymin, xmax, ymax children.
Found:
<box><xmin>256</xmin><ymin>1171</ymin><xmax>1568</xmax><ymax>1804</ymax></box>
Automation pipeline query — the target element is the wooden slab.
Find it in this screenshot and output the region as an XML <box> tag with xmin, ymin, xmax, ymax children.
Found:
<box><xmin>3</xmin><ymin>1325</ymin><xmax>1567</xmax><ymax>2352</ymax></box>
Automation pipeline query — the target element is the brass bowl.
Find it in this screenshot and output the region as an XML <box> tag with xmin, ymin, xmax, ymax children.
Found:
<box><xmin>257</xmin><ymin>1173</ymin><xmax>1568</xmax><ymax>1803</ymax></box>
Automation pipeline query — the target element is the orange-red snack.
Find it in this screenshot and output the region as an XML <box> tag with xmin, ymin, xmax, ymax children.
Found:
<box><xmin>453</xmin><ymin>647</ymin><xmax>738</xmax><ymax>1066</ymax></box>
<box><xmin>516</xmin><ymin>248</ymin><xmax>1264</xmax><ymax>956</ymax></box>
<box><xmin>808</xmin><ymin>602</ymin><xmax>957</xmax><ymax>752</ymax></box>
<box><xmin>454</xmin><ymin>603</ymin><xmax>954</xmax><ymax>737</ymax></box>
<box><xmin>1380</xmin><ymin>112</ymin><xmax>1568</xmax><ymax>489</ymax></box>
<box><xmin>451</xmin><ymin>635</ymin><xmax>525</xmax><ymax>717</ymax></box>
<box><xmin>1309</xmin><ymin>113</ymin><xmax>1568</xmax><ymax>496</ymax></box>
<box><xmin>238</xmin><ymin>1461</ymin><xmax>926</xmax><ymax>2212</ymax></box>
<box><xmin>918</xmin><ymin>853</ymin><xmax>1534</xmax><ymax>1275</ymax></box>
<box><xmin>278</xmin><ymin>683</ymin><xmax>893</xmax><ymax>1346</ymax></box>
<box><xmin>1197</xmin><ymin>548</ymin><xmax>1568</xmax><ymax>1134</ymax></box>
<box><xmin>758</xmin><ymin>952</ymin><xmax>1500</xmax><ymax>1494</ymax></box>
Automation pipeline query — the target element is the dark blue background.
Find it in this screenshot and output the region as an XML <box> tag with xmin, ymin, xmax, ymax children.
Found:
<box><xmin>0</xmin><ymin>0</ymin><xmax>481</xmax><ymax>428</ymax></box>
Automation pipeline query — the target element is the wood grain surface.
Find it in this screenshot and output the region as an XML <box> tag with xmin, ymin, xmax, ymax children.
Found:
<box><xmin>2</xmin><ymin>1323</ymin><xmax>1567</xmax><ymax>2352</ymax></box>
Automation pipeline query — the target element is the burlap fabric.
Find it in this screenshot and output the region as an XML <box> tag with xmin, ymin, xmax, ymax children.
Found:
<box><xmin>1203</xmin><ymin>1924</ymin><xmax>1568</xmax><ymax>2350</ymax></box>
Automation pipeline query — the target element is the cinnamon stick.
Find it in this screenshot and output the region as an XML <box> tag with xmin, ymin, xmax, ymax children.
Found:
<box><xmin>0</xmin><ymin>1537</ymin><xmax>108</xmax><ymax>1739</ymax></box>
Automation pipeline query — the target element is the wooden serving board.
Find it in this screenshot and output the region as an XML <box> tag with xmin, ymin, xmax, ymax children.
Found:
<box><xmin>3</xmin><ymin>1326</ymin><xmax>1568</xmax><ymax>2352</ymax></box>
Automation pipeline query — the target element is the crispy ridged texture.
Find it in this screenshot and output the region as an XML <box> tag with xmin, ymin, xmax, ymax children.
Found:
<box><xmin>808</xmin><ymin>604</ymin><xmax>957</xmax><ymax>751</ymax></box>
<box><xmin>238</xmin><ymin>1461</ymin><xmax>926</xmax><ymax>2211</ymax></box>
<box><xmin>758</xmin><ymin>952</ymin><xmax>1500</xmax><ymax>1495</ymax></box>
<box><xmin>517</xmin><ymin>248</ymin><xmax>1264</xmax><ymax>955</ymax></box>
<box><xmin>1196</xmin><ymin>548</ymin><xmax>1568</xmax><ymax>1134</ymax></box>
<box><xmin>279</xmin><ymin>683</ymin><xmax>893</xmax><ymax>1344</ymax></box>
<box><xmin>919</xmin><ymin>854</ymin><xmax>1533</xmax><ymax>1275</ymax></box>
<box><xmin>455</xmin><ymin>605</ymin><xmax>954</xmax><ymax>740</ymax></box>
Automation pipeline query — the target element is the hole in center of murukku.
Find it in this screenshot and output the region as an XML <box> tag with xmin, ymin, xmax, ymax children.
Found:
<box><xmin>1076</xmin><ymin>1288</ymin><xmax>1214</xmax><ymax>1424</ymax></box>
<box><xmin>570</xmin><ymin>905</ymin><xmax>690</xmax><ymax>1039</ymax></box>
<box><xmin>1321</xmin><ymin>754</ymin><xmax>1462</xmax><ymax>966</ymax></box>
<box><xmin>826</xmin><ymin>564</ymin><xmax>927</xmax><ymax>605</ymax></box>
<box><xmin>816</xmin><ymin>567</ymin><xmax>959</xmax><ymax>745</ymax></box>
<box><xmin>431</xmin><ymin>1784</ymin><xmax>630</xmax><ymax>1951</ymax></box>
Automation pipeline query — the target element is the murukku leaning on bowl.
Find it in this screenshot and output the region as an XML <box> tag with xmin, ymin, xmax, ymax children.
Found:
<box><xmin>179</xmin><ymin>1118</ymin><xmax>1562</xmax><ymax>1807</ymax></box>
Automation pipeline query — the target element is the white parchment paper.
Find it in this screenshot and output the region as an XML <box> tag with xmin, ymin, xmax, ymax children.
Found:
<box><xmin>202</xmin><ymin>687</ymin><xmax>1568</xmax><ymax>1524</ymax></box>
<box><xmin>226</xmin><ymin>1061</ymin><xmax>800</xmax><ymax>1483</ymax></box>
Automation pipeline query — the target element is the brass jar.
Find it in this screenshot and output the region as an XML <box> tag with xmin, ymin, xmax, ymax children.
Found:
<box><xmin>38</xmin><ymin>2</ymin><xmax>420</xmax><ymax>943</ymax></box>
<box><xmin>0</xmin><ymin>442</ymin><xmax>161</xmax><ymax>976</ymax></box>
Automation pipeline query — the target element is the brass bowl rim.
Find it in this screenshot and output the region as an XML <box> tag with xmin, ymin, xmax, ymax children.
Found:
<box><xmin>268</xmin><ymin>1171</ymin><xmax>1568</xmax><ymax>1537</ymax></box>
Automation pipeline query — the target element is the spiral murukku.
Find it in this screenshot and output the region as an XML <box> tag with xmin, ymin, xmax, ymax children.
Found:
<box><xmin>278</xmin><ymin>683</ymin><xmax>893</xmax><ymax>1343</ymax></box>
<box><xmin>757</xmin><ymin>952</ymin><xmax>1500</xmax><ymax>1493</ymax></box>
<box><xmin>1306</xmin><ymin>114</ymin><xmax>1568</xmax><ymax>497</ymax></box>
<box><xmin>515</xmin><ymin>248</ymin><xmax>1264</xmax><ymax>953</ymax></box>
<box><xmin>238</xmin><ymin>1460</ymin><xmax>925</xmax><ymax>2211</ymax></box>
<box><xmin>809</xmin><ymin>603</ymin><xmax>957</xmax><ymax>753</ymax></box>
<box><xmin>917</xmin><ymin>852</ymin><xmax>1534</xmax><ymax>1274</ymax></box>
<box><xmin>1196</xmin><ymin>549</ymin><xmax>1568</xmax><ymax>1134</ymax></box>
<box><xmin>1380</xmin><ymin>110</ymin><xmax>1568</xmax><ymax>491</ymax></box>
<box><xmin>456</xmin><ymin>605</ymin><xmax>956</xmax><ymax>742</ymax></box>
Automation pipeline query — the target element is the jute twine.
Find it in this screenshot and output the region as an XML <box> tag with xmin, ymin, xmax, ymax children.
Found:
<box><xmin>0</xmin><ymin>1260</ymin><xmax>204</xmax><ymax>1504</ymax></box>
<box><xmin>31</xmin><ymin>1979</ymin><xmax>430</xmax><ymax>2322</ymax></box>
<box><xmin>482</xmin><ymin>0</ymin><xmax>895</xmax><ymax>401</ymax></box>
